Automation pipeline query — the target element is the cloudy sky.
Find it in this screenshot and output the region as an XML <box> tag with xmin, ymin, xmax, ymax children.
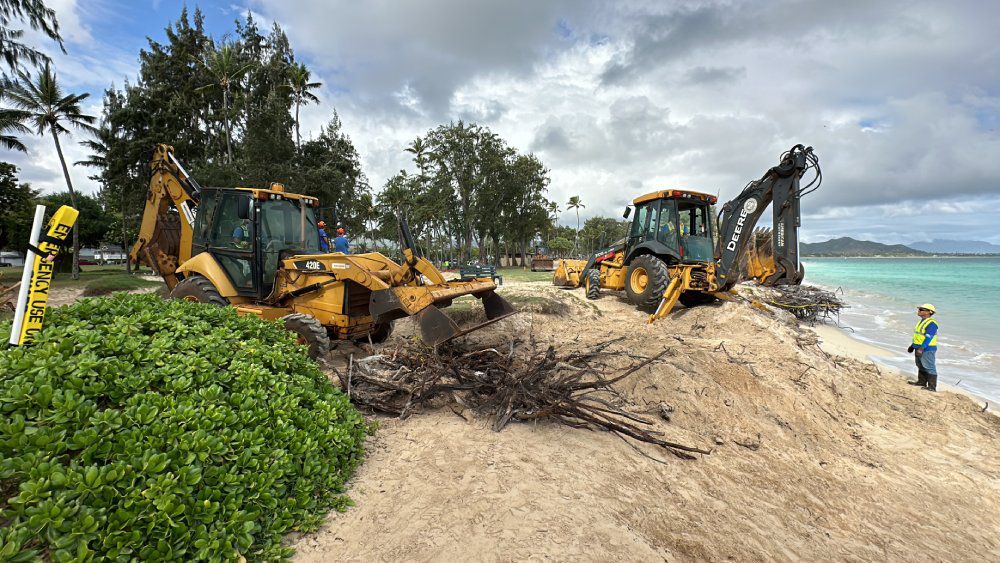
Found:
<box><xmin>5</xmin><ymin>0</ymin><xmax>1000</xmax><ymax>244</ymax></box>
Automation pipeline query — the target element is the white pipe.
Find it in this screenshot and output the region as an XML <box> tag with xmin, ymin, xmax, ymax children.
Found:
<box><xmin>9</xmin><ymin>205</ymin><xmax>46</xmax><ymax>346</ymax></box>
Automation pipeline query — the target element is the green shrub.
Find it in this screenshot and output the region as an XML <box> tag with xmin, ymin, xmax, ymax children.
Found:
<box><xmin>0</xmin><ymin>294</ymin><xmax>367</xmax><ymax>561</ymax></box>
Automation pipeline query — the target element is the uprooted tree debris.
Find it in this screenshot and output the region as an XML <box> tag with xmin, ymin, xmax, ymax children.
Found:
<box><xmin>334</xmin><ymin>337</ymin><xmax>711</xmax><ymax>460</ymax></box>
<box><xmin>760</xmin><ymin>284</ymin><xmax>847</xmax><ymax>323</ymax></box>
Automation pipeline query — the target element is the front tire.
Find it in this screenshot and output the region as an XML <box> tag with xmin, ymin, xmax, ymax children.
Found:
<box><xmin>169</xmin><ymin>275</ymin><xmax>229</xmax><ymax>306</ymax></box>
<box><xmin>585</xmin><ymin>269</ymin><xmax>601</xmax><ymax>300</ymax></box>
<box><xmin>282</xmin><ymin>313</ymin><xmax>331</xmax><ymax>359</ymax></box>
<box><xmin>624</xmin><ymin>255</ymin><xmax>670</xmax><ymax>310</ymax></box>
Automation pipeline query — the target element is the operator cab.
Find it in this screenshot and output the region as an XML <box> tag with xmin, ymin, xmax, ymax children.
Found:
<box><xmin>192</xmin><ymin>186</ymin><xmax>322</xmax><ymax>298</ymax></box>
<box><xmin>624</xmin><ymin>189</ymin><xmax>718</xmax><ymax>263</ymax></box>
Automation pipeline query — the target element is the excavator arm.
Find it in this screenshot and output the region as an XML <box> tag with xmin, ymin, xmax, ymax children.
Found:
<box><xmin>129</xmin><ymin>144</ymin><xmax>203</xmax><ymax>290</ymax></box>
<box><xmin>715</xmin><ymin>144</ymin><xmax>820</xmax><ymax>290</ymax></box>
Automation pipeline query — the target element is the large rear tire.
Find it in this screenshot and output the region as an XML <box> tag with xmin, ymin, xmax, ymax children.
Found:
<box><xmin>282</xmin><ymin>313</ymin><xmax>331</xmax><ymax>359</ymax></box>
<box><xmin>624</xmin><ymin>255</ymin><xmax>670</xmax><ymax>311</ymax></box>
<box><xmin>169</xmin><ymin>274</ymin><xmax>229</xmax><ymax>306</ymax></box>
<box><xmin>585</xmin><ymin>269</ymin><xmax>601</xmax><ymax>300</ymax></box>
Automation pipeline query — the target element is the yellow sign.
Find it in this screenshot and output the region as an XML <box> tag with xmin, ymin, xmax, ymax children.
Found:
<box><xmin>15</xmin><ymin>205</ymin><xmax>79</xmax><ymax>346</ymax></box>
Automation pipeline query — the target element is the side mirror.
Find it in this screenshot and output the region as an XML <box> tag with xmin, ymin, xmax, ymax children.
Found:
<box><xmin>236</xmin><ymin>196</ymin><xmax>251</xmax><ymax>220</ymax></box>
<box><xmin>622</xmin><ymin>206</ymin><xmax>632</xmax><ymax>219</ymax></box>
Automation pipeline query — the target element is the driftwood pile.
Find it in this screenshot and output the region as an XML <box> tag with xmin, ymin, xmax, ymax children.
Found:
<box><xmin>763</xmin><ymin>284</ymin><xmax>846</xmax><ymax>323</ymax></box>
<box><xmin>335</xmin><ymin>337</ymin><xmax>710</xmax><ymax>460</ymax></box>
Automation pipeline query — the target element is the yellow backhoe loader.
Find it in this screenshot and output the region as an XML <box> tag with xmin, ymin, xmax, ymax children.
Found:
<box><xmin>554</xmin><ymin>145</ymin><xmax>820</xmax><ymax>322</ymax></box>
<box><xmin>131</xmin><ymin>144</ymin><xmax>515</xmax><ymax>357</ymax></box>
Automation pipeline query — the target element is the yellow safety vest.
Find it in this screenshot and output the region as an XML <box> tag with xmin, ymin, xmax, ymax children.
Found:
<box><xmin>912</xmin><ymin>318</ymin><xmax>938</xmax><ymax>347</ymax></box>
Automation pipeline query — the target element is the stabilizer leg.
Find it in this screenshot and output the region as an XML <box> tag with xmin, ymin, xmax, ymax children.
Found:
<box><xmin>648</xmin><ymin>277</ymin><xmax>683</xmax><ymax>324</ymax></box>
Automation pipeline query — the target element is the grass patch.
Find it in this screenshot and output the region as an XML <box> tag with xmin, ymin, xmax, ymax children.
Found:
<box><xmin>496</xmin><ymin>267</ymin><xmax>555</xmax><ymax>283</ymax></box>
<box><xmin>81</xmin><ymin>273</ymin><xmax>162</xmax><ymax>297</ymax></box>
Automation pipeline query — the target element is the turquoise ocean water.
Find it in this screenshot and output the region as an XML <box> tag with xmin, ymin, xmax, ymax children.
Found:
<box><xmin>802</xmin><ymin>257</ymin><xmax>1000</xmax><ymax>403</ymax></box>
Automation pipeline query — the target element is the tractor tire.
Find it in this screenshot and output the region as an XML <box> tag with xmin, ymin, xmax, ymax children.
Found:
<box><xmin>282</xmin><ymin>313</ymin><xmax>331</xmax><ymax>359</ymax></box>
<box><xmin>679</xmin><ymin>291</ymin><xmax>717</xmax><ymax>308</ymax></box>
<box><xmin>585</xmin><ymin>269</ymin><xmax>601</xmax><ymax>300</ymax></box>
<box><xmin>624</xmin><ymin>255</ymin><xmax>670</xmax><ymax>311</ymax></box>
<box><xmin>169</xmin><ymin>275</ymin><xmax>229</xmax><ymax>306</ymax></box>
<box><xmin>366</xmin><ymin>321</ymin><xmax>395</xmax><ymax>344</ymax></box>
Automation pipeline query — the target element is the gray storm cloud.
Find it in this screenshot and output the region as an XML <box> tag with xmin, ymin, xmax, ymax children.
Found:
<box><xmin>5</xmin><ymin>0</ymin><xmax>999</xmax><ymax>244</ymax></box>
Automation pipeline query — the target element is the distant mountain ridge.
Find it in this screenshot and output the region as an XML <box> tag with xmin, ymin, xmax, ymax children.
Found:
<box><xmin>801</xmin><ymin>237</ymin><xmax>928</xmax><ymax>257</ymax></box>
<box><xmin>908</xmin><ymin>239</ymin><xmax>1000</xmax><ymax>254</ymax></box>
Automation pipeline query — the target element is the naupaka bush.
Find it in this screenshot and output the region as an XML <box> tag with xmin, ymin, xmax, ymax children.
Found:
<box><xmin>0</xmin><ymin>293</ymin><xmax>367</xmax><ymax>561</ymax></box>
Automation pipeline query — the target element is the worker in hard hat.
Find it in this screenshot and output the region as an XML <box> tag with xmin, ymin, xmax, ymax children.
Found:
<box><xmin>907</xmin><ymin>303</ymin><xmax>939</xmax><ymax>391</ymax></box>
<box><xmin>334</xmin><ymin>227</ymin><xmax>350</xmax><ymax>254</ymax></box>
<box><xmin>317</xmin><ymin>221</ymin><xmax>330</xmax><ymax>252</ymax></box>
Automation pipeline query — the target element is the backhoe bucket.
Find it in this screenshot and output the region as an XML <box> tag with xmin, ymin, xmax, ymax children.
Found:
<box><xmin>742</xmin><ymin>228</ymin><xmax>778</xmax><ymax>285</ymax></box>
<box><xmin>370</xmin><ymin>280</ymin><xmax>517</xmax><ymax>346</ymax></box>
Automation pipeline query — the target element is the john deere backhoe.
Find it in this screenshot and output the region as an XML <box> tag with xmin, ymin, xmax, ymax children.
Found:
<box><xmin>553</xmin><ymin>144</ymin><xmax>820</xmax><ymax>322</ymax></box>
<box><xmin>131</xmin><ymin>144</ymin><xmax>515</xmax><ymax>357</ymax></box>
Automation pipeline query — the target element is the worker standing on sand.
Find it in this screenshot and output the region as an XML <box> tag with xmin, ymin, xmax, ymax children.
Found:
<box><xmin>907</xmin><ymin>303</ymin><xmax>939</xmax><ymax>392</ymax></box>
<box><xmin>318</xmin><ymin>221</ymin><xmax>330</xmax><ymax>252</ymax></box>
<box><xmin>334</xmin><ymin>227</ymin><xmax>350</xmax><ymax>254</ymax></box>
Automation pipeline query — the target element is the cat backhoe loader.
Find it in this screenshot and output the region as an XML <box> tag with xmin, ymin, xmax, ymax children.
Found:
<box><xmin>131</xmin><ymin>144</ymin><xmax>515</xmax><ymax>357</ymax></box>
<box><xmin>553</xmin><ymin>144</ymin><xmax>820</xmax><ymax>322</ymax></box>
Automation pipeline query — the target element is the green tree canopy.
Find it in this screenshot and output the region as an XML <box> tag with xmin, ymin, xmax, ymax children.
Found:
<box><xmin>42</xmin><ymin>191</ymin><xmax>114</xmax><ymax>248</ymax></box>
<box><xmin>0</xmin><ymin>161</ymin><xmax>38</xmax><ymax>251</ymax></box>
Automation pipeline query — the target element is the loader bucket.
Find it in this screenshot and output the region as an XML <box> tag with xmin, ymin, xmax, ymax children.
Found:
<box><xmin>370</xmin><ymin>280</ymin><xmax>517</xmax><ymax>346</ymax></box>
<box><xmin>553</xmin><ymin>259</ymin><xmax>587</xmax><ymax>287</ymax></box>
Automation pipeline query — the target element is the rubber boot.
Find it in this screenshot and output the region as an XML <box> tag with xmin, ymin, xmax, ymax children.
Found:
<box><xmin>924</xmin><ymin>374</ymin><xmax>937</xmax><ymax>392</ymax></box>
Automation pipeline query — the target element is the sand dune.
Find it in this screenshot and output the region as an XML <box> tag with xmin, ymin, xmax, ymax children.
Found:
<box><xmin>294</xmin><ymin>281</ymin><xmax>1000</xmax><ymax>561</ymax></box>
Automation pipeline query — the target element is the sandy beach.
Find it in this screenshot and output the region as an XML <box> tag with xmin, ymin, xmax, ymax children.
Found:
<box><xmin>291</xmin><ymin>281</ymin><xmax>1000</xmax><ymax>561</ymax></box>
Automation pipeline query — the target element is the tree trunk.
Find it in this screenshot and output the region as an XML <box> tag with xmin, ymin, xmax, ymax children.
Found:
<box><xmin>575</xmin><ymin>209</ymin><xmax>580</xmax><ymax>254</ymax></box>
<box><xmin>491</xmin><ymin>233</ymin><xmax>501</xmax><ymax>267</ymax></box>
<box><xmin>122</xmin><ymin>183</ymin><xmax>131</xmax><ymax>274</ymax></box>
<box><xmin>295</xmin><ymin>98</ymin><xmax>301</xmax><ymax>151</ymax></box>
<box><xmin>51</xmin><ymin>129</ymin><xmax>80</xmax><ymax>280</ymax></box>
<box><xmin>223</xmin><ymin>87</ymin><xmax>233</xmax><ymax>164</ymax></box>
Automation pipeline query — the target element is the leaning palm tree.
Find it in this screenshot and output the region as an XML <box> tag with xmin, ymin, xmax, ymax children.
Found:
<box><xmin>287</xmin><ymin>63</ymin><xmax>320</xmax><ymax>151</ymax></box>
<box><xmin>197</xmin><ymin>43</ymin><xmax>252</xmax><ymax>164</ymax></box>
<box><xmin>566</xmin><ymin>195</ymin><xmax>585</xmax><ymax>253</ymax></box>
<box><xmin>0</xmin><ymin>106</ymin><xmax>31</xmax><ymax>151</ymax></box>
<box><xmin>4</xmin><ymin>62</ymin><xmax>96</xmax><ymax>279</ymax></box>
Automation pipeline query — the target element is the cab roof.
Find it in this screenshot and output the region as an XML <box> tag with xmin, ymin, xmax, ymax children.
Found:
<box><xmin>226</xmin><ymin>185</ymin><xmax>320</xmax><ymax>206</ymax></box>
<box><xmin>633</xmin><ymin>189</ymin><xmax>717</xmax><ymax>205</ymax></box>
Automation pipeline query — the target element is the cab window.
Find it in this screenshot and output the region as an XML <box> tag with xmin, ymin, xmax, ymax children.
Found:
<box><xmin>211</xmin><ymin>192</ymin><xmax>254</xmax><ymax>250</ymax></box>
<box><xmin>630</xmin><ymin>203</ymin><xmax>650</xmax><ymax>238</ymax></box>
<box><xmin>260</xmin><ymin>199</ymin><xmax>321</xmax><ymax>290</ymax></box>
<box><xmin>655</xmin><ymin>200</ymin><xmax>678</xmax><ymax>248</ymax></box>
<box><xmin>678</xmin><ymin>200</ymin><xmax>714</xmax><ymax>261</ymax></box>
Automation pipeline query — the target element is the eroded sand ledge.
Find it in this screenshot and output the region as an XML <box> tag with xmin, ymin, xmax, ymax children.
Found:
<box><xmin>294</xmin><ymin>281</ymin><xmax>1000</xmax><ymax>561</ymax></box>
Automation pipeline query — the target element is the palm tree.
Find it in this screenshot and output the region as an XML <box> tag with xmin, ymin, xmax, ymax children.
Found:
<box><xmin>197</xmin><ymin>43</ymin><xmax>252</xmax><ymax>164</ymax></box>
<box><xmin>76</xmin><ymin>124</ymin><xmax>135</xmax><ymax>272</ymax></box>
<box><xmin>287</xmin><ymin>63</ymin><xmax>320</xmax><ymax>151</ymax></box>
<box><xmin>566</xmin><ymin>195</ymin><xmax>584</xmax><ymax>253</ymax></box>
<box><xmin>0</xmin><ymin>0</ymin><xmax>64</xmax><ymax>76</ymax></box>
<box><xmin>0</xmin><ymin>107</ymin><xmax>31</xmax><ymax>151</ymax></box>
<box><xmin>546</xmin><ymin>200</ymin><xmax>560</xmax><ymax>238</ymax></box>
<box><xmin>4</xmin><ymin>62</ymin><xmax>96</xmax><ymax>279</ymax></box>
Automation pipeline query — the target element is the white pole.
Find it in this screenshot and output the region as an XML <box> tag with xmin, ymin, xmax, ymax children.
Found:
<box><xmin>9</xmin><ymin>205</ymin><xmax>46</xmax><ymax>346</ymax></box>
